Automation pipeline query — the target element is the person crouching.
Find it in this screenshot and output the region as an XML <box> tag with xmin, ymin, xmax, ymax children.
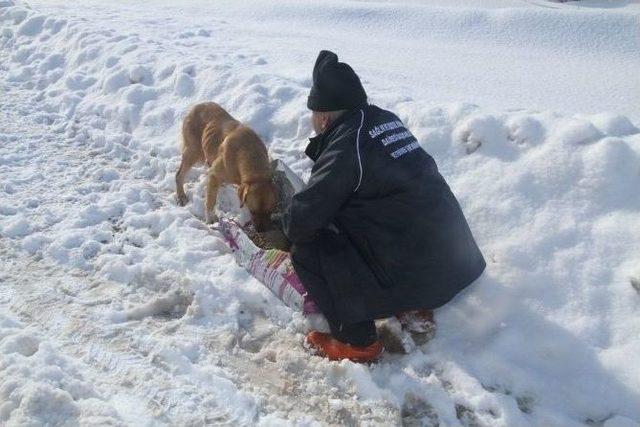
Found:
<box><xmin>282</xmin><ymin>50</ymin><xmax>486</xmax><ymax>362</ymax></box>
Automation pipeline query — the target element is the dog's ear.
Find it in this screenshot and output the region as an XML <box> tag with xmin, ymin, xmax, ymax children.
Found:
<box><xmin>238</xmin><ymin>184</ymin><xmax>249</xmax><ymax>207</ymax></box>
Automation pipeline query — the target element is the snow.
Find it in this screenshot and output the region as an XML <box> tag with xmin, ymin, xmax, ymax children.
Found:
<box><xmin>1</xmin><ymin>0</ymin><xmax>639</xmax><ymax>425</ymax></box>
<box><xmin>0</xmin><ymin>310</ymin><xmax>124</xmax><ymax>425</ymax></box>
<box><xmin>0</xmin><ymin>216</ymin><xmax>31</xmax><ymax>238</ymax></box>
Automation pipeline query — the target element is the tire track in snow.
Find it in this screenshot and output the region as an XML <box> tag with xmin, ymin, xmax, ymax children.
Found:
<box><xmin>1</xmin><ymin>243</ymin><xmax>251</xmax><ymax>425</ymax></box>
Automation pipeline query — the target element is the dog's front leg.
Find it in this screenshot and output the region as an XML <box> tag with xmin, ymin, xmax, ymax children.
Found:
<box><xmin>205</xmin><ymin>171</ymin><xmax>221</xmax><ymax>224</ymax></box>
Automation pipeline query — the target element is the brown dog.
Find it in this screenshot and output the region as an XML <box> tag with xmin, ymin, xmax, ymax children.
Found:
<box><xmin>175</xmin><ymin>102</ymin><xmax>277</xmax><ymax>231</ymax></box>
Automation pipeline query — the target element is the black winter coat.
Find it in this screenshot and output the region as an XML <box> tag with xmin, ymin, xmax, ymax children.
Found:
<box><xmin>283</xmin><ymin>105</ymin><xmax>486</xmax><ymax>322</ymax></box>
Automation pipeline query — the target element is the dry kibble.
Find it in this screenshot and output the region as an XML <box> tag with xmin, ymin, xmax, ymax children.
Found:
<box><xmin>243</xmin><ymin>222</ymin><xmax>291</xmax><ymax>251</ymax></box>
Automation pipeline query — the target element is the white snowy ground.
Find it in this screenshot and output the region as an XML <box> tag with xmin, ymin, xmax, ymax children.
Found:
<box><xmin>1</xmin><ymin>0</ymin><xmax>639</xmax><ymax>425</ymax></box>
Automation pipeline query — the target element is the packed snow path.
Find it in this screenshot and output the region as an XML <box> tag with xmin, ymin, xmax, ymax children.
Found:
<box><xmin>1</xmin><ymin>0</ymin><xmax>640</xmax><ymax>426</ymax></box>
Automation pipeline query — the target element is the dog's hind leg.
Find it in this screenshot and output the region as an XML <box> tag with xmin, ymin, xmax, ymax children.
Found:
<box><xmin>175</xmin><ymin>150</ymin><xmax>199</xmax><ymax>206</ymax></box>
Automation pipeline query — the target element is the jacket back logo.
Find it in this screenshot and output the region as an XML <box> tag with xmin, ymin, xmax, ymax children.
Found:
<box><xmin>368</xmin><ymin>120</ymin><xmax>420</xmax><ymax>159</ymax></box>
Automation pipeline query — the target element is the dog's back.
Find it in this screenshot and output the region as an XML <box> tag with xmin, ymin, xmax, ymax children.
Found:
<box><xmin>181</xmin><ymin>102</ymin><xmax>239</xmax><ymax>162</ymax></box>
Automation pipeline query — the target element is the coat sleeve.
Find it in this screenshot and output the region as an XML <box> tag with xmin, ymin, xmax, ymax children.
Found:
<box><xmin>282</xmin><ymin>132</ymin><xmax>359</xmax><ymax>243</ymax></box>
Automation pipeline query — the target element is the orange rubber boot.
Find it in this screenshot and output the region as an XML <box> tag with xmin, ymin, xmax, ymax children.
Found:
<box><xmin>305</xmin><ymin>331</ymin><xmax>384</xmax><ymax>363</ymax></box>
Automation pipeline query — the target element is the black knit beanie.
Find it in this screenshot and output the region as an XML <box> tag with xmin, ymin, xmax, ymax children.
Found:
<box><xmin>307</xmin><ymin>50</ymin><xmax>367</xmax><ymax>112</ymax></box>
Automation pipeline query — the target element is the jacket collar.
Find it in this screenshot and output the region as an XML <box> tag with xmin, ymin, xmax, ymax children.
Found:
<box><xmin>304</xmin><ymin>107</ymin><xmax>364</xmax><ymax>162</ymax></box>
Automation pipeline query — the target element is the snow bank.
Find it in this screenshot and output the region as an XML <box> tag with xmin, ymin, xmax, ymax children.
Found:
<box><xmin>1</xmin><ymin>0</ymin><xmax>639</xmax><ymax>425</ymax></box>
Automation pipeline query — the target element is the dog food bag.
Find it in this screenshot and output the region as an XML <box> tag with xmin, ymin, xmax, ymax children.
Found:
<box><xmin>218</xmin><ymin>216</ymin><xmax>319</xmax><ymax>314</ymax></box>
<box><xmin>271</xmin><ymin>159</ymin><xmax>305</xmax><ymax>200</ymax></box>
<box><xmin>270</xmin><ymin>159</ymin><xmax>305</xmax><ymax>218</ymax></box>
